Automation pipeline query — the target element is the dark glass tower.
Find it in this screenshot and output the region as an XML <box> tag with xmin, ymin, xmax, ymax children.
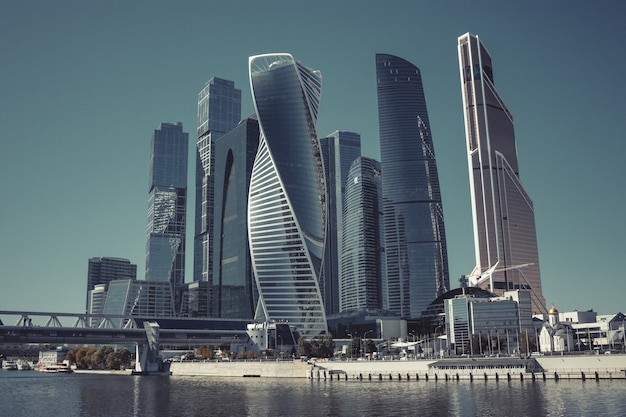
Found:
<box><xmin>248</xmin><ymin>53</ymin><xmax>328</xmax><ymax>337</ymax></box>
<box><xmin>194</xmin><ymin>77</ymin><xmax>242</xmax><ymax>288</ymax></box>
<box><xmin>86</xmin><ymin>257</ymin><xmax>136</xmax><ymax>312</ymax></box>
<box><xmin>340</xmin><ymin>157</ymin><xmax>385</xmax><ymax>312</ymax></box>
<box><xmin>211</xmin><ymin>117</ymin><xmax>260</xmax><ymax>319</ymax></box>
<box><xmin>376</xmin><ymin>54</ymin><xmax>450</xmax><ymax>319</ymax></box>
<box><xmin>319</xmin><ymin>131</ymin><xmax>361</xmax><ymax>315</ymax></box>
<box><xmin>146</xmin><ymin>122</ymin><xmax>188</xmax><ymax>294</ymax></box>
<box><xmin>457</xmin><ymin>33</ymin><xmax>545</xmax><ymax>312</ymax></box>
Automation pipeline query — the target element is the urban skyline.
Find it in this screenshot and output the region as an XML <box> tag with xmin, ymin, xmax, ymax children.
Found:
<box><xmin>2</xmin><ymin>1</ymin><xmax>624</xmax><ymax>317</ymax></box>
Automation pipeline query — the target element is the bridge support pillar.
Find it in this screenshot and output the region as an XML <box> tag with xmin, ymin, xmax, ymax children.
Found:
<box><xmin>135</xmin><ymin>321</ymin><xmax>162</xmax><ymax>374</ymax></box>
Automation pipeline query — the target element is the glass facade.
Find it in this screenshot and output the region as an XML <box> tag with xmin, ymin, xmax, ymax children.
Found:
<box><xmin>86</xmin><ymin>257</ymin><xmax>136</xmax><ymax>311</ymax></box>
<box><xmin>457</xmin><ymin>33</ymin><xmax>545</xmax><ymax>312</ymax></box>
<box><xmin>103</xmin><ymin>279</ymin><xmax>174</xmax><ymax>327</ymax></box>
<box><xmin>146</xmin><ymin>122</ymin><xmax>188</xmax><ymax>315</ymax></box>
<box><xmin>319</xmin><ymin>131</ymin><xmax>362</xmax><ymax>315</ymax></box>
<box><xmin>194</xmin><ymin>78</ymin><xmax>242</xmax><ymax>288</ymax></box>
<box><xmin>211</xmin><ymin>118</ymin><xmax>259</xmax><ymax>319</ymax></box>
<box><xmin>248</xmin><ymin>53</ymin><xmax>328</xmax><ymax>337</ymax></box>
<box><xmin>376</xmin><ymin>54</ymin><xmax>450</xmax><ymax>319</ymax></box>
<box><xmin>446</xmin><ymin>296</ymin><xmax>522</xmax><ymax>355</ymax></box>
<box><xmin>445</xmin><ymin>297</ymin><xmax>471</xmax><ymax>354</ymax></box>
<box><xmin>340</xmin><ymin>157</ymin><xmax>385</xmax><ymax>312</ymax></box>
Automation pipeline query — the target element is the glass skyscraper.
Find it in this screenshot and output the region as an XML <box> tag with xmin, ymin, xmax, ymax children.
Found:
<box><xmin>103</xmin><ymin>279</ymin><xmax>175</xmax><ymax>327</ymax></box>
<box><xmin>194</xmin><ymin>77</ymin><xmax>242</xmax><ymax>288</ymax></box>
<box><xmin>146</xmin><ymin>122</ymin><xmax>188</xmax><ymax>294</ymax></box>
<box><xmin>376</xmin><ymin>53</ymin><xmax>450</xmax><ymax>319</ymax></box>
<box><xmin>211</xmin><ymin>117</ymin><xmax>259</xmax><ymax>319</ymax></box>
<box><xmin>457</xmin><ymin>33</ymin><xmax>545</xmax><ymax>312</ymax></box>
<box><xmin>340</xmin><ymin>156</ymin><xmax>385</xmax><ymax>312</ymax></box>
<box><xmin>319</xmin><ymin>131</ymin><xmax>361</xmax><ymax>315</ymax></box>
<box><xmin>248</xmin><ymin>53</ymin><xmax>328</xmax><ymax>337</ymax></box>
<box><xmin>86</xmin><ymin>257</ymin><xmax>136</xmax><ymax>311</ymax></box>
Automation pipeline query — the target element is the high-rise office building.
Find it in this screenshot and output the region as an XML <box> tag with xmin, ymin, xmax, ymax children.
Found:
<box><xmin>146</xmin><ymin>122</ymin><xmax>188</xmax><ymax>297</ymax></box>
<box><xmin>340</xmin><ymin>156</ymin><xmax>385</xmax><ymax>312</ymax></box>
<box><xmin>86</xmin><ymin>257</ymin><xmax>137</xmax><ymax>327</ymax></box>
<box><xmin>248</xmin><ymin>53</ymin><xmax>328</xmax><ymax>337</ymax></box>
<box><xmin>457</xmin><ymin>33</ymin><xmax>545</xmax><ymax>312</ymax></box>
<box><xmin>375</xmin><ymin>53</ymin><xmax>450</xmax><ymax>319</ymax></box>
<box><xmin>103</xmin><ymin>279</ymin><xmax>175</xmax><ymax>327</ymax></box>
<box><xmin>211</xmin><ymin>117</ymin><xmax>259</xmax><ymax>319</ymax></box>
<box><xmin>319</xmin><ymin>131</ymin><xmax>361</xmax><ymax>315</ymax></box>
<box><xmin>194</xmin><ymin>77</ymin><xmax>242</xmax><ymax>289</ymax></box>
<box><xmin>86</xmin><ymin>257</ymin><xmax>137</xmax><ymax>311</ymax></box>
<box><xmin>86</xmin><ymin>284</ymin><xmax>107</xmax><ymax>327</ymax></box>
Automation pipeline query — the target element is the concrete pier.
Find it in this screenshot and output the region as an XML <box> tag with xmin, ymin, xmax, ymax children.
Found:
<box><xmin>169</xmin><ymin>355</ymin><xmax>626</xmax><ymax>380</ymax></box>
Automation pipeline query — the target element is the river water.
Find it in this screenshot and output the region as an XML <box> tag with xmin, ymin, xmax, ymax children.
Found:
<box><xmin>1</xmin><ymin>370</ymin><xmax>624</xmax><ymax>416</ymax></box>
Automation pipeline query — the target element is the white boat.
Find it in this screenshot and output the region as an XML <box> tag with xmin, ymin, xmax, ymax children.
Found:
<box><xmin>2</xmin><ymin>360</ymin><xmax>18</xmax><ymax>371</ymax></box>
<box><xmin>39</xmin><ymin>363</ymin><xmax>72</xmax><ymax>373</ymax></box>
<box><xmin>17</xmin><ymin>359</ymin><xmax>32</xmax><ymax>371</ymax></box>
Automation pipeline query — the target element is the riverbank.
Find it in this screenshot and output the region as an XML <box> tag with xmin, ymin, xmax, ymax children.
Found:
<box><xmin>168</xmin><ymin>354</ymin><xmax>626</xmax><ymax>380</ymax></box>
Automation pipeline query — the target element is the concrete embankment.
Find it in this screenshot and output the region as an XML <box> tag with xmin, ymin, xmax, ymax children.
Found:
<box><xmin>170</xmin><ymin>355</ymin><xmax>626</xmax><ymax>381</ymax></box>
<box><xmin>170</xmin><ymin>360</ymin><xmax>310</xmax><ymax>378</ymax></box>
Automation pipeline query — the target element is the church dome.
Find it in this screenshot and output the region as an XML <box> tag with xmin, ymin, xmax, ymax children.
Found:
<box><xmin>549</xmin><ymin>306</ymin><xmax>559</xmax><ymax>315</ymax></box>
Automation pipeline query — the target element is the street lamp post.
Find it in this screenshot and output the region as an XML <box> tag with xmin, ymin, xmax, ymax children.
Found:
<box><xmin>362</xmin><ymin>330</ymin><xmax>373</xmax><ymax>359</ymax></box>
<box><xmin>496</xmin><ymin>330</ymin><xmax>501</xmax><ymax>355</ymax></box>
<box><xmin>347</xmin><ymin>333</ymin><xmax>354</xmax><ymax>360</ymax></box>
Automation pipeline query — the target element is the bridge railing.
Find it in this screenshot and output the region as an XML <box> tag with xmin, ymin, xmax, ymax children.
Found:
<box><xmin>0</xmin><ymin>310</ymin><xmax>139</xmax><ymax>329</ymax></box>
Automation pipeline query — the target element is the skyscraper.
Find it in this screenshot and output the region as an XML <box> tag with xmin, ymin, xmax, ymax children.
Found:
<box><xmin>146</xmin><ymin>122</ymin><xmax>188</xmax><ymax>296</ymax></box>
<box><xmin>340</xmin><ymin>156</ymin><xmax>385</xmax><ymax>312</ymax></box>
<box><xmin>211</xmin><ymin>117</ymin><xmax>259</xmax><ymax>319</ymax></box>
<box><xmin>248</xmin><ymin>53</ymin><xmax>328</xmax><ymax>337</ymax></box>
<box><xmin>103</xmin><ymin>280</ymin><xmax>175</xmax><ymax>327</ymax></box>
<box><xmin>319</xmin><ymin>131</ymin><xmax>361</xmax><ymax>315</ymax></box>
<box><xmin>457</xmin><ymin>33</ymin><xmax>546</xmax><ymax>312</ymax></box>
<box><xmin>376</xmin><ymin>53</ymin><xmax>450</xmax><ymax>319</ymax></box>
<box><xmin>194</xmin><ymin>77</ymin><xmax>242</xmax><ymax>289</ymax></box>
<box><xmin>86</xmin><ymin>257</ymin><xmax>137</xmax><ymax>311</ymax></box>
<box><xmin>86</xmin><ymin>257</ymin><xmax>137</xmax><ymax>326</ymax></box>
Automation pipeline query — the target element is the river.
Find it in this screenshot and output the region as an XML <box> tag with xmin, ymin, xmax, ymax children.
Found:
<box><xmin>1</xmin><ymin>370</ymin><xmax>624</xmax><ymax>416</ymax></box>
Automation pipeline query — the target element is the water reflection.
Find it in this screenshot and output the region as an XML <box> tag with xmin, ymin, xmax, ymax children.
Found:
<box><xmin>1</xmin><ymin>372</ymin><xmax>625</xmax><ymax>417</ymax></box>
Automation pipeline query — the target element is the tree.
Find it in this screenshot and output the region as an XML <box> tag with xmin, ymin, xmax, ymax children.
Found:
<box><xmin>196</xmin><ymin>345</ymin><xmax>214</xmax><ymax>360</ymax></box>
<box><xmin>93</xmin><ymin>346</ymin><xmax>114</xmax><ymax>369</ymax></box>
<box><xmin>74</xmin><ymin>347</ymin><xmax>97</xmax><ymax>369</ymax></box>
<box><xmin>106</xmin><ymin>348</ymin><xmax>131</xmax><ymax>370</ymax></box>
<box><xmin>296</xmin><ymin>335</ymin><xmax>335</xmax><ymax>358</ymax></box>
<box><xmin>296</xmin><ymin>338</ymin><xmax>312</xmax><ymax>358</ymax></box>
<box><xmin>364</xmin><ymin>339</ymin><xmax>377</xmax><ymax>356</ymax></box>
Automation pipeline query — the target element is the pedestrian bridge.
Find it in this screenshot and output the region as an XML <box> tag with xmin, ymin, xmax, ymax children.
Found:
<box><xmin>0</xmin><ymin>310</ymin><xmax>251</xmax><ymax>349</ymax></box>
<box><xmin>0</xmin><ymin>310</ymin><xmax>253</xmax><ymax>374</ymax></box>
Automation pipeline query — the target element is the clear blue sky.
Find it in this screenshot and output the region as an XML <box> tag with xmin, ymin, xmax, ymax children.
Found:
<box><xmin>1</xmin><ymin>0</ymin><xmax>624</xmax><ymax>316</ymax></box>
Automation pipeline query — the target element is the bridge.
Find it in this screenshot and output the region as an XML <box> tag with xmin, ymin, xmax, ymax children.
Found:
<box><xmin>0</xmin><ymin>310</ymin><xmax>253</xmax><ymax>373</ymax></box>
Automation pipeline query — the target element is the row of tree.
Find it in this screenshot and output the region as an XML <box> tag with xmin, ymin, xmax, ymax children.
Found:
<box><xmin>296</xmin><ymin>335</ymin><xmax>335</xmax><ymax>358</ymax></box>
<box><xmin>65</xmin><ymin>346</ymin><xmax>132</xmax><ymax>370</ymax></box>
